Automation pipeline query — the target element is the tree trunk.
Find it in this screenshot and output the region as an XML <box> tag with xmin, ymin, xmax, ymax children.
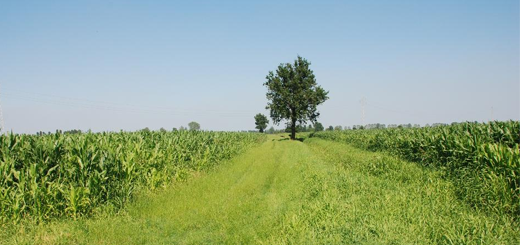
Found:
<box><xmin>290</xmin><ymin>117</ymin><xmax>296</xmax><ymax>140</ymax></box>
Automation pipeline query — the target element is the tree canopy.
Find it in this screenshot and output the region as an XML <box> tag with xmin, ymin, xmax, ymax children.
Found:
<box><xmin>188</xmin><ymin>121</ymin><xmax>200</xmax><ymax>131</ymax></box>
<box><xmin>254</xmin><ymin>113</ymin><xmax>269</xmax><ymax>133</ymax></box>
<box><xmin>314</xmin><ymin>122</ymin><xmax>324</xmax><ymax>132</ymax></box>
<box><xmin>264</xmin><ymin>56</ymin><xmax>328</xmax><ymax>140</ymax></box>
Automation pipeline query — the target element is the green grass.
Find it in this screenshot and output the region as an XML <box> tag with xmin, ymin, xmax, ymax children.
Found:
<box><xmin>313</xmin><ymin>121</ymin><xmax>520</xmax><ymax>216</ymax></box>
<box><xmin>0</xmin><ymin>131</ymin><xmax>264</xmax><ymax>223</ymax></box>
<box><xmin>3</xmin><ymin>135</ymin><xmax>519</xmax><ymax>244</ymax></box>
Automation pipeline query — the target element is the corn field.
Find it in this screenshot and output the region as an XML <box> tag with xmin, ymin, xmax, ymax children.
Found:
<box><xmin>0</xmin><ymin>130</ymin><xmax>265</xmax><ymax>223</ymax></box>
<box><xmin>313</xmin><ymin>121</ymin><xmax>520</xmax><ymax>217</ymax></box>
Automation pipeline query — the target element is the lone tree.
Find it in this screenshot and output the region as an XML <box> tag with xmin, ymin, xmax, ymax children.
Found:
<box><xmin>314</xmin><ymin>122</ymin><xmax>324</xmax><ymax>132</ymax></box>
<box><xmin>264</xmin><ymin>56</ymin><xmax>329</xmax><ymax>140</ymax></box>
<box><xmin>254</xmin><ymin>113</ymin><xmax>269</xmax><ymax>133</ymax></box>
<box><xmin>188</xmin><ymin>121</ymin><xmax>200</xmax><ymax>131</ymax></box>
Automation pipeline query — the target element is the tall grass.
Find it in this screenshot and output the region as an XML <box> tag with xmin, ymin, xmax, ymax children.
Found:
<box><xmin>0</xmin><ymin>130</ymin><xmax>265</xmax><ymax>223</ymax></box>
<box><xmin>313</xmin><ymin>121</ymin><xmax>520</xmax><ymax>217</ymax></box>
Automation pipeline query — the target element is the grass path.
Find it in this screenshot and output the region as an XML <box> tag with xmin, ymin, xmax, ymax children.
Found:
<box><xmin>7</xmin><ymin>136</ymin><xmax>519</xmax><ymax>244</ymax></box>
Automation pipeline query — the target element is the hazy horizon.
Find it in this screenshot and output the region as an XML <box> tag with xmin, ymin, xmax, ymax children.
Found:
<box><xmin>1</xmin><ymin>0</ymin><xmax>518</xmax><ymax>134</ymax></box>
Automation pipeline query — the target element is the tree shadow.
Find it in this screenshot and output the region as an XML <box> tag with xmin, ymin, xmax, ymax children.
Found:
<box><xmin>276</xmin><ymin>138</ymin><xmax>304</xmax><ymax>142</ymax></box>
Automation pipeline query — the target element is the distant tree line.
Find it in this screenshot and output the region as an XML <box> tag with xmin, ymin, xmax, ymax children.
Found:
<box><xmin>34</xmin><ymin>122</ymin><xmax>205</xmax><ymax>136</ymax></box>
<box><xmin>319</xmin><ymin>122</ymin><xmax>453</xmax><ymax>132</ymax></box>
<box><xmin>259</xmin><ymin>121</ymin><xmax>457</xmax><ymax>134</ymax></box>
<box><xmin>263</xmin><ymin>122</ymin><xmax>325</xmax><ymax>134</ymax></box>
<box><xmin>36</xmin><ymin>129</ymin><xmax>84</xmax><ymax>136</ymax></box>
<box><xmin>33</xmin><ymin>121</ymin><xmax>458</xmax><ymax>137</ymax></box>
<box><xmin>140</xmin><ymin>121</ymin><xmax>202</xmax><ymax>133</ymax></box>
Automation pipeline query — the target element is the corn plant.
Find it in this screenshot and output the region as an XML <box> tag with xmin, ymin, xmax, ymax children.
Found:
<box><xmin>0</xmin><ymin>130</ymin><xmax>265</xmax><ymax>223</ymax></box>
<box><xmin>313</xmin><ymin>121</ymin><xmax>520</xmax><ymax>217</ymax></box>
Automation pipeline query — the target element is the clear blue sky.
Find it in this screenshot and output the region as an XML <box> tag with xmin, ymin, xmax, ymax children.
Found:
<box><xmin>1</xmin><ymin>0</ymin><xmax>518</xmax><ymax>133</ymax></box>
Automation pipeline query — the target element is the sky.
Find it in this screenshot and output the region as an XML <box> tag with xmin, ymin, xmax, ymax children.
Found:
<box><xmin>0</xmin><ymin>0</ymin><xmax>518</xmax><ymax>133</ymax></box>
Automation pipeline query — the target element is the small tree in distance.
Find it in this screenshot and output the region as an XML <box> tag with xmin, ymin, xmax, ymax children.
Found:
<box><xmin>314</xmin><ymin>122</ymin><xmax>324</xmax><ymax>132</ymax></box>
<box><xmin>264</xmin><ymin>56</ymin><xmax>329</xmax><ymax>140</ymax></box>
<box><xmin>254</xmin><ymin>113</ymin><xmax>269</xmax><ymax>133</ymax></box>
<box><xmin>188</xmin><ymin>122</ymin><xmax>200</xmax><ymax>131</ymax></box>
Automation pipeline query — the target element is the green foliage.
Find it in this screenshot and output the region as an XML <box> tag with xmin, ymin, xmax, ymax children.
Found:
<box><xmin>313</xmin><ymin>121</ymin><xmax>520</xmax><ymax>217</ymax></box>
<box><xmin>314</xmin><ymin>122</ymin><xmax>324</xmax><ymax>132</ymax></box>
<box><xmin>8</xmin><ymin>137</ymin><xmax>518</xmax><ymax>244</ymax></box>
<box><xmin>254</xmin><ymin>113</ymin><xmax>269</xmax><ymax>133</ymax></box>
<box><xmin>264</xmin><ymin>56</ymin><xmax>328</xmax><ymax>140</ymax></box>
<box><xmin>63</xmin><ymin>129</ymin><xmax>82</xmax><ymax>135</ymax></box>
<box><xmin>0</xmin><ymin>130</ymin><xmax>265</xmax><ymax>223</ymax></box>
<box><xmin>281</xmin><ymin>123</ymin><xmax>314</xmax><ymax>133</ymax></box>
<box><xmin>188</xmin><ymin>122</ymin><xmax>200</xmax><ymax>131</ymax></box>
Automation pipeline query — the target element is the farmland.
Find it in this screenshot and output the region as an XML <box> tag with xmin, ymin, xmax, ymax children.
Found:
<box><xmin>2</xmin><ymin>0</ymin><xmax>518</xmax><ymax>243</ymax></box>
<box><xmin>1</xmin><ymin>122</ymin><xmax>519</xmax><ymax>244</ymax></box>
<box><xmin>0</xmin><ymin>130</ymin><xmax>265</xmax><ymax>223</ymax></box>
<box><xmin>313</xmin><ymin>121</ymin><xmax>520</xmax><ymax>217</ymax></box>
